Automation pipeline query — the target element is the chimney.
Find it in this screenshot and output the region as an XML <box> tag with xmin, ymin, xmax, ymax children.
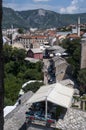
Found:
<box><xmin>77</xmin><ymin>17</ymin><xmax>80</xmax><ymax>37</ymax></box>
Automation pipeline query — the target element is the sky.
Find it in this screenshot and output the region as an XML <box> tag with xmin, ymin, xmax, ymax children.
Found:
<box><xmin>3</xmin><ymin>0</ymin><xmax>86</xmax><ymax>14</ymax></box>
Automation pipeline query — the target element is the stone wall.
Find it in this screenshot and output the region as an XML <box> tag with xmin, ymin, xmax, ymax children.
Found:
<box><xmin>80</xmin><ymin>39</ymin><xmax>86</xmax><ymax>69</ymax></box>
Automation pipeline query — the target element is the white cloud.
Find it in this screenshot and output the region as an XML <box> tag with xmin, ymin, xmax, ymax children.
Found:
<box><xmin>60</xmin><ymin>0</ymin><xmax>79</xmax><ymax>14</ymax></box>
<box><xmin>60</xmin><ymin>5</ymin><xmax>78</xmax><ymax>14</ymax></box>
<box><xmin>59</xmin><ymin>0</ymin><xmax>86</xmax><ymax>14</ymax></box>
<box><xmin>71</xmin><ymin>0</ymin><xmax>78</xmax><ymax>5</ymax></box>
<box><xmin>3</xmin><ymin>2</ymin><xmax>55</xmax><ymax>11</ymax></box>
<box><xmin>3</xmin><ymin>0</ymin><xmax>86</xmax><ymax>13</ymax></box>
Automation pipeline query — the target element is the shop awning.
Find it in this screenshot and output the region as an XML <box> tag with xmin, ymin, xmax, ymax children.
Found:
<box><xmin>27</xmin><ymin>82</ymin><xmax>74</xmax><ymax>108</ymax></box>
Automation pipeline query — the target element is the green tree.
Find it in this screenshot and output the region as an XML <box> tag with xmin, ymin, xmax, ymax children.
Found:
<box><xmin>11</xmin><ymin>48</ymin><xmax>26</xmax><ymax>61</ymax></box>
<box><xmin>3</xmin><ymin>45</ymin><xmax>26</xmax><ymax>63</ymax></box>
<box><xmin>3</xmin><ymin>44</ymin><xmax>12</xmax><ymax>63</ymax></box>
<box><xmin>62</xmin><ymin>38</ymin><xmax>81</xmax><ymax>78</ymax></box>
<box><xmin>36</xmin><ymin>61</ymin><xmax>43</xmax><ymax>72</ymax></box>
<box><xmin>24</xmin><ymin>69</ymin><xmax>42</xmax><ymax>80</ymax></box>
<box><xmin>3</xmin><ymin>45</ymin><xmax>43</xmax><ymax>106</ymax></box>
<box><xmin>5</xmin><ymin>74</ymin><xmax>22</xmax><ymax>104</ymax></box>
<box><xmin>4</xmin><ymin>97</ymin><xmax>13</xmax><ymax>107</ymax></box>
<box><xmin>23</xmin><ymin>82</ymin><xmax>44</xmax><ymax>93</ymax></box>
<box><xmin>18</xmin><ymin>28</ymin><xmax>24</xmax><ymax>34</ymax></box>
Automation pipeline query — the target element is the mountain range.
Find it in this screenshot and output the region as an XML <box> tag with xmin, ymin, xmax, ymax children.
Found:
<box><xmin>2</xmin><ymin>7</ymin><xmax>86</xmax><ymax>29</ymax></box>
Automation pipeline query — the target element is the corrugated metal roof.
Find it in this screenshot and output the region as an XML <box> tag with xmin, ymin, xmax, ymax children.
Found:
<box><xmin>31</xmin><ymin>48</ymin><xmax>43</xmax><ymax>53</ymax></box>
<box><xmin>27</xmin><ymin>82</ymin><xmax>74</xmax><ymax>108</ymax></box>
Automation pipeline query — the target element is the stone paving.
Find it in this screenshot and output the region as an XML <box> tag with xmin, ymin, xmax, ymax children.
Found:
<box><xmin>57</xmin><ymin>108</ymin><xmax>86</xmax><ymax>130</ymax></box>
<box><xmin>4</xmin><ymin>91</ymin><xmax>33</xmax><ymax>130</ymax></box>
<box><xmin>26</xmin><ymin>123</ymin><xmax>54</xmax><ymax>130</ymax></box>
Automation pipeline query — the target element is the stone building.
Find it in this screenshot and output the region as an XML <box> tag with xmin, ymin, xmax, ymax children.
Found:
<box><xmin>43</xmin><ymin>56</ymin><xmax>69</xmax><ymax>85</ymax></box>
<box><xmin>80</xmin><ymin>35</ymin><xmax>86</xmax><ymax>69</ymax></box>
<box><xmin>18</xmin><ymin>35</ymin><xmax>49</xmax><ymax>50</ymax></box>
<box><xmin>27</xmin><ymin>48</ymin><xmax>43</xmax><ymax>60</ymax></box>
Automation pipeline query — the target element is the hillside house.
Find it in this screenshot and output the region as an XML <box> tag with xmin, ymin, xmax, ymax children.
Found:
<box><xmin>27</xmin><ymin>48</ymin><xmax>43</xmax><ymax>60</ymax></box>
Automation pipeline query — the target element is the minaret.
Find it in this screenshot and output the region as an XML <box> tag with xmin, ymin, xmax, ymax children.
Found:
<box><xmin>11</xmin><ymin>25</ymin><xmax>13</xmax><ymax>45</ymax></box>
<box><xmin>77</xmin><ymin>17</ymin><xmax>80</xmax><ymax>37</ymax></box>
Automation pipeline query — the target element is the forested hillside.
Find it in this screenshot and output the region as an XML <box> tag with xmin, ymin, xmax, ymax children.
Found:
<box><xmin>3</xmin><ymin>7</ymin><xmax>86</xmax><ymax>29</ymax></box>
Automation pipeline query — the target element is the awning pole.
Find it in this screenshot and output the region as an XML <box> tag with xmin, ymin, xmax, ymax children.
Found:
<box><xmin>45</xmin><ymin>98</ymin><xmax>47</xmax><ymax>119</ymax></box>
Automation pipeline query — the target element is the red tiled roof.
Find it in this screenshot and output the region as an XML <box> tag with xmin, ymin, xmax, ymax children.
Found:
<box><xmin>80</xmin><ymin>31</ymin><xmax>84</xmax><ymax>36</ymax></box>
<box><xmin>66</xmin><ymin>34</ymin><xmax>80</xmax><ymax>39</ymax></box>
<box><xmin>66</xmin><ymin>31</ymin><xmax>85</xmax><ymax>39</ymax></box>
<box><xmin>19</xmin><ymin>35</ymin><xmax>48</xmax><ymax>39</ymax></box>
<box><xmin>31</xmin><ymin>35</ymin><xmax>48</xmax><ymax>39</ymax></box>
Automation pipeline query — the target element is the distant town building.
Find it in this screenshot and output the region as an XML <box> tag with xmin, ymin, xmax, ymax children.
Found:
<box><xmin>18</xmin><ymin>35</ymin><xmax>49</xmax><ymax>50</ymax></box>
<box><xmin>12</xmin><ymin>42</ymin><xmax>24</xmax><ymax>49</ymax></box>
